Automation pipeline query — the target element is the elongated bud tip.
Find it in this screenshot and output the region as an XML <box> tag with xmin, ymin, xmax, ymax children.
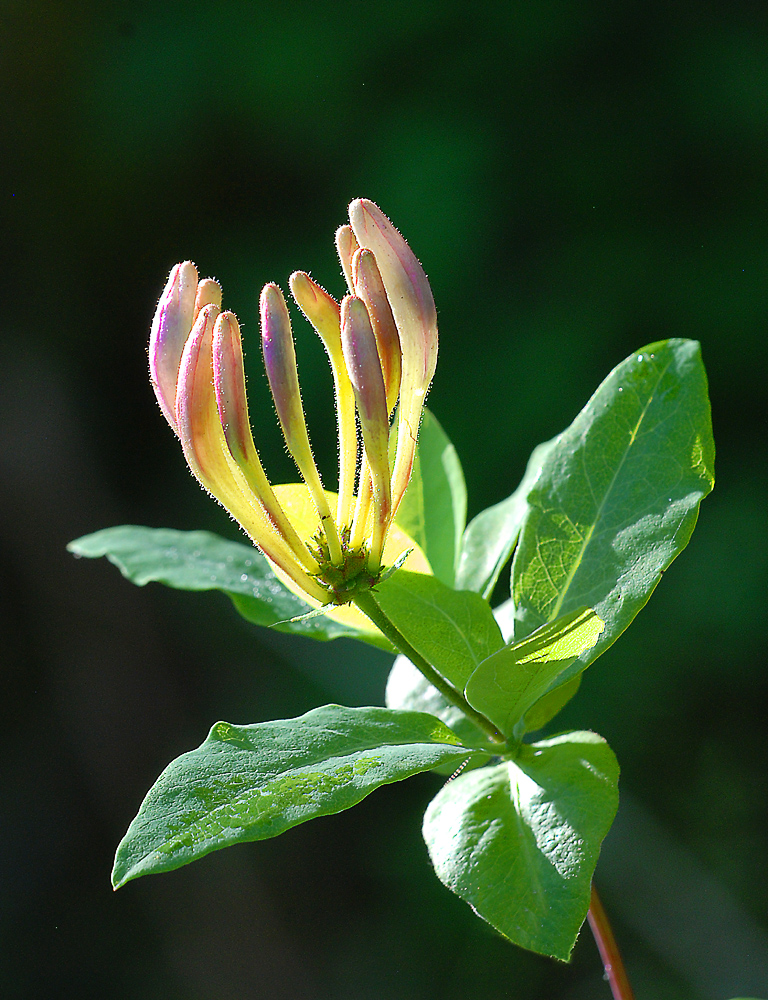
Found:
<box><xmin>150</xmin><ymin>260</ymin><xmax>201</xmax><ymax>432</ymax></box>
<box><xmin>348</xmin><ymin>199</ymin><xmax>437</xmax><ymax>389</ymax></box>
<box><xmin>175</xmin><ymin>260</ymin><xmax>199</xmax><ymax>294</ymax></box>
<box><xmin>352</xmin><ymin>247</ymin><xmax>385</xmax><ymax>299</ymax></box>
<box><xmin>289</xmin><ymin>270</ymin><xmax>340</xmax><ymax>319</ymax></box>
<box><xmin>259</xmin><ymin>282</ymin><xmax>295</xmax><ymax>370</ymax></box>
<box><xmin>336</xmin><ymin>224</ymin><xmax>360</xmax><ymax>292</ymax></box>
<box><xmin>212</xmin><ymin>310</ymin><xmax>251</xmax><ymax>465</ymax></box>
<box><xmin>260</xmin><ymin>281</ymin><xmax>289</xmax><ymax>336</ymax></box>
<box><xmin>195</xmin><ymin>277</ymin><xmax>222</xmax><ymax>316</ymax></box>
<box><xmin>289</xmin><ymin>270</ymin><xmax>317</xmax><ymax>305</ymax></box>
<box><xmin>340</xmin><ymin>295</ymin><xmax>372</xmax><ymax>349</ymax></box>
<box><xmin>289</xmin><ymin>271</ymin><xmax>342</xmax><ymax>353</ymax></box>
<box><xmin>260</xmin><ymin>282</ymin><xmax>306</xmax><ymax>450</ymax></box>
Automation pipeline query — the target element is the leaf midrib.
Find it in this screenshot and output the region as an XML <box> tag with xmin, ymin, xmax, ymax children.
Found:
<box><xmin>131</xmin><ymin>741</ymin><xmax>468</xmax><ymax>868</ymax></box>
<box><xmin>546</xmin><ymin>356</ymin><xmax>673</xmax><ymax>622</ymax></box>
<box><xmin>405</xmin><ymin>588</ymin><xmax>496</xmax><ymax>674</ymax></box>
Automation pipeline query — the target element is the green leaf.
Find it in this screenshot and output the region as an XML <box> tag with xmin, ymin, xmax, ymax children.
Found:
<box><xmin>512</xmin><ymin>339</ymin><xmax>715</xmax><ymax>675</ymax></box>
<box><xmin>464</xmin><ymin>608</ymin><xmax>604</xmax><ymax>737</ymax></box>
<box><xmin>112</xmin><ymin>705</ymin><xmax>471</xmax><ymax>889</ymax></box>
<box><xmin>68</xmin><ymin>526</ymin><xmax>380</xmax><ymax>645</ymax></box>
<box><xmin>394</xmin><ymin>409</ymin><xmax>467</xmax><ymax>586</ymax></box>
<box><xmin>423</xmin><ymin>731</ymin><xmax>619</xmax><ymax>961</ymax></box>
<box><xmin>373</xmin><ymin>570</ymin><xmax>504</xmax><ymax>691</ymax></box>
<box><xmin>455</xmin><ymin>437</ymin><xmax>557</xmax><ymax>598</ymax></box>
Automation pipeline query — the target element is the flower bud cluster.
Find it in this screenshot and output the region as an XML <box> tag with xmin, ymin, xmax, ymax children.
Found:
<box><xmin>149</xmin><ymin>200</ymin><xmax>437</xmax><ymax>606</ymax></box>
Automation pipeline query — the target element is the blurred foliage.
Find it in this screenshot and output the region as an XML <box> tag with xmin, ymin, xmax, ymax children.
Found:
<box><xmin>1</xmin><ymin>1</ymin><xmax>767</xmax><ymax>997</ymax></box>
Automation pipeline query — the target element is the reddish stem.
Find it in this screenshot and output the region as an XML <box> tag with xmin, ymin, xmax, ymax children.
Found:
<box><xmin>587</xmin><ymin>884</ymin><xmax>636</xmax><ymax>1000</ymax></box>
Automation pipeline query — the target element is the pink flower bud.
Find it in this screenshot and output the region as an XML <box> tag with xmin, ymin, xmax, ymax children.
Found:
<box><xmin>352</xmin><ymin>248</ymin><xmax>401</xmax><ymax>413</ymax></box>
<box><xmin>149</xmin><ymin>261</ymin><xmax>199</xmax><ymax>432</ymax></box>
<box><xmin>348</xmin><ymin>199</ymin><xmax>437</xmax><ymax>390</ymax></box>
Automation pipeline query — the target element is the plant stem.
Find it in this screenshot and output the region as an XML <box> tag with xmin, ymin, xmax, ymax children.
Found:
<box><xmin>587</xmin><ymin>885</ymin><xmax>635</xmax><ymax>1000</ymax></box>
<box><xmin>352</xmin><ymin>589</ymin><xmax>505</xmax><ymax>745</ymax></box>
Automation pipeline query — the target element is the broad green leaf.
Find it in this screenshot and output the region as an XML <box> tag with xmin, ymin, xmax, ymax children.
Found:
<box><xmin>373</xmin><ymin>570</ymin><xmax>504</xmax><ymax>691</ymax></box>
<box><xmin>465</xmin><ymin>608</ymin><xmax>604</xmax><ymax>737</ymax></box>
<box><xmin>512</xmin><ymin>339</ymin><xmax>715</xmax><ymax>678</ymax></box>
<box><xmin>423</xmin><ymin>731</ymin><xmax>619</xmax><ymax>961</ymax></box>
<box><xmin>394</xmin><ymin>409</ymin><xmax>467</xmax><ymax>587</ymax></box>
<box><xmin>68</xmin><ymin>526</ymin><xmax>382</xmax><ymax>645</ymax></box>
<box><xmin>113</xmin><ymin>705</ymin><xmax>471</xmax><ymax>889</ymax></box>
<box><xmin>455</xmin><ymin>437</ymin><xmax>557</xmax><ymax>598</ymax></box>
<box><xmin>385</xmin><ymin>654</ymin><xmax>491</xmax><ymax>755</ymax></box>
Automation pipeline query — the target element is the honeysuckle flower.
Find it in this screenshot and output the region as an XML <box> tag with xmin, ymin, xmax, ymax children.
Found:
<box><xmin>148</xmin><ymin>200</ymin><xmax>437</xmax><ymax>623</ymax></box>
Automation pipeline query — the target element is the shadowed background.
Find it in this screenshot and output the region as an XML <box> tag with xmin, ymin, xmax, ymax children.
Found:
<box><xmin>1</xmin><ymin>1</ymin><xmax>767</xmax><ymax>997</ymax></box>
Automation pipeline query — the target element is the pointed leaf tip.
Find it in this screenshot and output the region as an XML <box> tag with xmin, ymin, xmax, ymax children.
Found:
<box><xmin>111</xmin><ymin>705</ymin><xmax>472</xmax><ymax>887</ymax></box>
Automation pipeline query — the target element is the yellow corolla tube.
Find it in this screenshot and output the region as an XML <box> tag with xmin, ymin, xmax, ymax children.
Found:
<box><xmin>148</xmin><ymin>200</ymin><xmax>437</xmax><ymax>623</ymax></box>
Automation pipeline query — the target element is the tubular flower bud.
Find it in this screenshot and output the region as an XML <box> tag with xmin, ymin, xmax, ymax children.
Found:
<box><xmin>349</xmin><ymin>198</ymin><xmax>438</xmax><ymax>514</ymax></box>
<box><xmin>212</xmin><ymin>312</ymin><xmax>319</xmax><ymax>574</ymax></box>
<box><xmin>150</xmin><ymin>262</ymin><xmax>216</xmax><ymax>433</ymax></box>
<box><xmin>261</xmin><ymin>283</ymin><xmax>343</xmax><ymax>566</ymax></box>
<box><xmin>148</xmin><ymin>200</ymin><xmax>436</xmax><ymax>622</ymax></box>
<box><xmin>351</xmin><ymin>248</ymin><xmax>401</xmax><ymax>413</ymax></box>
<box><xmin>289</xmin><ymin>271</ymin><xmax>357</xmax><ymax>530</ymax></box>
<box><xmin>341</xmin><ymin>295</ymin><xmax>392</xmax><ymax>575</ymax></box>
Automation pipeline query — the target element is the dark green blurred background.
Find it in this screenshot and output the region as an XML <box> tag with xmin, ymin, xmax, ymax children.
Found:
<box><xmin>2</xmin><ymin>2</ymin><xmax>767</xmax><ymax>997</ymax></box>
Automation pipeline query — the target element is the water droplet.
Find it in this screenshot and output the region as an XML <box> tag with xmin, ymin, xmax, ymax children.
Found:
<box><xmin>240</xmin><ymin>573</ymin><xmax>248</xmax><ymax>583</ymax></box>
<box><xmin>618</xmin><ymin>387</ymin><xmax>623</xmax><ymax>393</ymax></box>
<box><xmin>637</xmin><ymin>354</ymin><xmax>644</xmax><ymax>362</ymax></box>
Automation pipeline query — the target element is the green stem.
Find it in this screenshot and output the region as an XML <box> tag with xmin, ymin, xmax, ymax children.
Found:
<box><xmin>587</xmin><ymin>885</ymin><xmax>635</xmax><ymax>1000</ymax></box>
<box><xmin>353</xmin><ymin>589</ymin><xmax>505</xmax><ymax>745</ymax></box>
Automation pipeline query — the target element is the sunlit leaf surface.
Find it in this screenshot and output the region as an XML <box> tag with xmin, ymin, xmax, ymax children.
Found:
<box><xmin>423</xmin><ymin>731</ymin><xmax>619</xmax><ymax>961</ymax></box>
<box><xmin>113</xmin><ymin>705</ymin><xmax>471</xmax><ymax>888</ymax></box>
<box><xmin>512</xmin><ymin>339</ymin><xmax>714</xmax><ymax>673</ymax></box>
